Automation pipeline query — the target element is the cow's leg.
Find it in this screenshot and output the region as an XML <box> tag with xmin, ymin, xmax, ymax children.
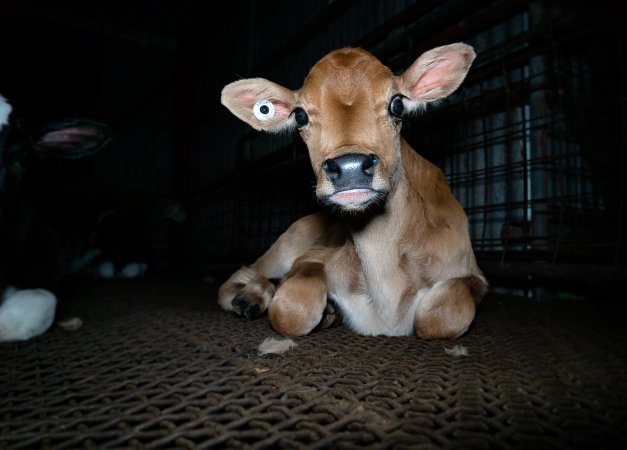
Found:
<box><xmin>218</xmin><ymin>266</ymin><xmax>276</xmax><ymax>319</ymax></box>
<box><xmin>218</xmin><ymin>213</ymin><xmax>331</xmax><ymax>319</ymax></box>
<box><xmin>414</xmin><ymin>275</ymin><xmax>487</xmax><ymax>340</ymax></box>
<box><xmin>267</xmin><ymin>258</ymin><xmax>328</xmax><ymax>336</ymax></box>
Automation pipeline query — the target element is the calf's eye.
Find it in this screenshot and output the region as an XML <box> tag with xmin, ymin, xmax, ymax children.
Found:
<box><xmin>389</xmin><ymin>95</ymin><xmax>404</xmax><ymax>118</ymax></box>
<box><xmin>293</xmin><ymin>108</ymin><xmax>308</xmax><ymax>127</ymax></box>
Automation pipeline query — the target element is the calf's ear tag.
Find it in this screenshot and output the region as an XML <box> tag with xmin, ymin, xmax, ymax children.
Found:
<box><xmin>253</xmin><ymin>100</ymin><xmax>275</xmax><ymax>121</ymax></box>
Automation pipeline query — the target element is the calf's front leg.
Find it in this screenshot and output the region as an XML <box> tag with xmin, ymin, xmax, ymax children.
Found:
<box><xmin>268</xmin><ymin>258</ymin><xmax>328</xmax><ymax>336</ymax></box>
<box><xmin>218</xmin><ymin>266</ymin><xmax>276</xmax><ymax>319</ymax></box>
<box><xmin>218</xmin><ymin>213</ymin><xmax>331</xmax><ymax>319</ymax></box>
<box><xmin>414</xmin><ymin>275</ymin><xmax>486</xmax><ymax>340</ymax></box>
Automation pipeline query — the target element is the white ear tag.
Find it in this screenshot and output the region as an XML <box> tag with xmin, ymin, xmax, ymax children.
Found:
<box><xmin>253</xmin><ymin>100</ymin><xmax>275</xmax><ymax>121</ymax></box>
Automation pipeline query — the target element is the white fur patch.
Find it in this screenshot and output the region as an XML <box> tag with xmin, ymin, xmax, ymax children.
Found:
<box><xmin>0</xmin><ymin>287</ymin><xmax>57</xmax><ymax>342</ymax></box>
<box><xmin>97</xmin><ymin>260</ymin><xmax>115</xmax><ymax>278</ymax></box>
<box><xmin>0</xmin><ymin>94</ymin><xmax>12</xmax><ymax>129</ymax></box>
<box><xmin>119</xmin><ymin>262</ymin><xmax>148</xmax><ymax>278</ymax></box>
<box><xmin>257</xmin><ymin>337</ymin><xmax>298</xmax><ymax>355</ymax></box>
<box><xmin>445</xmin><ymin>345</ymin><xmax>469</xmax><ymax>357</ymax></box>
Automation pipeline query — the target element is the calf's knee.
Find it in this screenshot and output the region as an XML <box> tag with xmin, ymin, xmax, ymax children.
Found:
<box><xmin>414</xmin><ymin>277</ymin><xmax>479</xmax><ymax>340</ymax></box>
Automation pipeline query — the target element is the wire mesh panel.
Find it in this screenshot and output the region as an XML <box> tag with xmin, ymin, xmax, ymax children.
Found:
<box><xmin>1</xmin><ymin>277</ymin><xmax>626</xmax><ymax>449</ymax></box>
<box><xmin>185</xmin><ymin>0</ymin><xmax>626</xmax><ymax>281</ymax></box>
<box><xmin>186</xmin><ymin>136</ymin><xmax>318</xmax><ymax>267</ymax></box>
<box><xmin>402</xmin><ymin>2</ymin><xmax>625</xmax><ymax>275</ymax></box>
<box><xmin>186</xmin><ymin>190</ymin><xmax>238</xmax><ymax>266</ymax></box>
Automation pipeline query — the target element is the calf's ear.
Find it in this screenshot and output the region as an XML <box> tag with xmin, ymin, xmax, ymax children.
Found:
<box><xmin>400</xmin><ymin>43</ymin><xmax>476</xmax><ymax>113</ymax></box>
<box><xmin>35</xmin><ymin>118</ymin><xmax>112</xmax><ymax>159</ymax></box>
<box><xmin>221</xmin><ymin>78</ymin><xmax>297</xmax><ymax>133</ymax></box>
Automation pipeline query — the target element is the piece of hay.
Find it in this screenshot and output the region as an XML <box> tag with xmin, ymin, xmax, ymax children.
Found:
<box><xmin>258</xmin><ymin>337</ymin><xmax>298</xmax><ymax>355</ymax></box>
<box><xmin>445</xmin><ymin>345</ymin><xmax>469</xmax><ymax>357</ymax></box>
<box><xmin>58</xmin><ymin>317</ymin><xmax>83</xmax><ymax>331</ymax></box>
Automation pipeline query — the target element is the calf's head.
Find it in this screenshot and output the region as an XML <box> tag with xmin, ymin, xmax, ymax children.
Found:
<box><xmin>221</xmin><ymin>44</ymin><xmax>475</xmax><ymax>212</ymax></box>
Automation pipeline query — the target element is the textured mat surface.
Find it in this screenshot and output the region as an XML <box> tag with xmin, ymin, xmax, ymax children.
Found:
<box><xmin>1</xmin><ymin>276</ymin><xmax>626</xmax><ymax>449</ymax></box>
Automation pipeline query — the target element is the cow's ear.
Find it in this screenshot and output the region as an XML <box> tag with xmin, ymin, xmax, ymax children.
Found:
<box><xmin>400</xmin><ymin>43</ymin><xmax>476</xmax><ymax>113</ymax></box>
<box><xmin>221</xmin><ymin>78</ymin><xmax>298</xmax><ymax>133</ymax></box>
<box><xmin>35</xmin><ymin>118</ymin><xmax>112</xmax><ymax>159</ymax></box>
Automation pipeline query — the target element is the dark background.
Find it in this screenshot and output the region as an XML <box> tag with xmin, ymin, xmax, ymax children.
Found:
<box><xmin>1</xmin><ymin>0</ymin><xmax>626</xmax><ymax>297</ymax></box>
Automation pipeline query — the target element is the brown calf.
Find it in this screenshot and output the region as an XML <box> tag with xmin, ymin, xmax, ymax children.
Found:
<box><xmin>219</xmin><ymin>43</ymin><xmax>487</xmax><ymax>339</ymax></box>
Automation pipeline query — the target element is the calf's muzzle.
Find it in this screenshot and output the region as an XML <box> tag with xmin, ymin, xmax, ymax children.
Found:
<box><xmin>322</xmin><ymin>153</ymin><xmax>379</xmax><ymax>191</ymax></box>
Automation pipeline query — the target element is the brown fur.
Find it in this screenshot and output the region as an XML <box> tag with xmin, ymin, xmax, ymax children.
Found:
<box><xmin>219</xmin><ymin>44</ymin><xmax>487</xmax><ymax>338</ymax></box>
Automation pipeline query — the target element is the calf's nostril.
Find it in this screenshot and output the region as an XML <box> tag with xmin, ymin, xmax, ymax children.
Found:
<box><xmin>362</xmin><ymin>154</ymin><xmax>379</xmax><ymax>175</ymax></box>
<box><xmin>322</xmin><ymin>159</ymin><xmax>342</xmax><ymax>178</ymax></box>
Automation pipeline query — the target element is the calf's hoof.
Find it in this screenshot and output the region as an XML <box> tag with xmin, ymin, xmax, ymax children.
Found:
<box><xmin>231</xmin><ymin>294</ymin><xmax>262</xmax><ymax>320</ymax></box>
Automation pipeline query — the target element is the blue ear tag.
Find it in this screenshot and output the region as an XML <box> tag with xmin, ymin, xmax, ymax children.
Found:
<box><xmin>253</xmin><ymin>100</ymin><xmax>275</xmax><ymax>121</ymax></box>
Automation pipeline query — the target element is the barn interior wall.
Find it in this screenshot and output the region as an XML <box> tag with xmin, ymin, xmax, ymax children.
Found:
<box><xmin>184</xmin><ymin>0</ymin><xmax>627</xmax><ymax>294</ymax></box>
<box><xmin>2</xmin><ymin>1</ymin><xmax>625</xmax><ymax>292</ymax></box>
<box><xmin>2</xmin><ymin>1</ymin><xmax>188</xmax><ymax>276</ymax></box>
